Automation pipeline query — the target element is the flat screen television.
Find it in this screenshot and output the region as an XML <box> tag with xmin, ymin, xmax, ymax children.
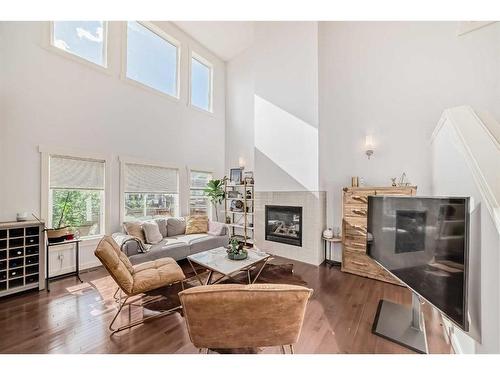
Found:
<box><xmin>367</xmin><ymin>196</ymin><xmax>470</xmax><ymax>331</ymax></box>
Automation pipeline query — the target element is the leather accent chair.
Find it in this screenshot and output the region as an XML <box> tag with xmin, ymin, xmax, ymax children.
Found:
<box><xmin>94</xmin><ymin>236</ymin><xmax>186</xmax><ymax>334</ymax></box>
<box><xmin>179</xmin><ymin>283</ymin><xmax>313</xmax><ymax>353</ymax></box>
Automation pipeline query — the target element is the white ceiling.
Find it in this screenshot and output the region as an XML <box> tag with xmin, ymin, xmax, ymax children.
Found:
<box><xmin>173</xmin><ymin>21</ymin><xmax>254</xmax><ymax>61</ymax></box>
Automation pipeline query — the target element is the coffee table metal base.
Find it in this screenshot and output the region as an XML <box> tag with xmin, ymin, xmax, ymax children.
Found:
<box><xmin>188</xmin><ymin>257</ymin><xmax>270</xmax><ymax>286</ymax></box>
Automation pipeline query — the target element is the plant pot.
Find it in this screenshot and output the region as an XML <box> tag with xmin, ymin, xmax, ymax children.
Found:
<box><xmin>228</xmin><ymin>252</ymin><xmax>248</xmax><ymax>260</ymax></box>
<box><xmin>47</xmin><ymin>227</ymin><xmax>69</xmax><ymax>243</ymax></box>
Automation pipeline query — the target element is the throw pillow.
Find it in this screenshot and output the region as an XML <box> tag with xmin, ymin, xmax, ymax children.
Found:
<box><xmin>185</xmin><ymin>215</ymin><xmax>209</xmax><ymax>235</ymax></box>
<box><xmin>167</xmin><ymin>217</ymin><xmax>186</xmax><ymax>236</ymax></box>
<box><xmin>208</xmin><ymin>220</ymin><xmax>226</xmax><ymax>236</ymax></box>
<box><xmin>123</xmin><ymin>221</ymin><xmax>146</xmax><ymax>244</ymax></box>
<box><xmin>142</xmin><ymin>221</ymin><xmax>163</xmax><ymax>244</ymax></box>
<box><xmin>155</xmin><ymin>218</ymin><xmax>168</xmax><ymax>238</ymax></box>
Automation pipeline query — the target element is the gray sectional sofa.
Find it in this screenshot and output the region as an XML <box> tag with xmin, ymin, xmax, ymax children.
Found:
<box><xmin>112</xmin><ymin>217</ymin><xmax>229</xmax><ymax>265</ymax></box>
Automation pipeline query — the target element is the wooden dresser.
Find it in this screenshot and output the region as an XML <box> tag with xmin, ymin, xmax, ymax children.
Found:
<box><xmin>341</xmin><ymin>186</ymin><xmax>416</xmax><ymax>285</ymax></box>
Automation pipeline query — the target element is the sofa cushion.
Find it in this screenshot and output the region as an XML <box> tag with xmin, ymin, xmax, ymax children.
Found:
<box><xmin>132</xmin><ymin>258</ymin><xmax>185</xmax><ymax>294</ymax></box>
<box><xmin>143</xmin><ymin>221</ymin><xmax>163</xmax><ymax>244</ymax></box>
<box><xmin>167</xmin><ymin>217</ymin><xmax>186</xmax><ymax>236</ymax></box>
<box><xmin>185</xmin><ymin>215</ymin><xmax>209</xmax><ymax>234</ymax></box>
<box><xmin>128</xmin><ymin>238</ymin><xmax>190</xmax><ymax>265</ymax></box>
<box><xmin>123</xmin><ymin>221</ymin><xmax>146</xmax><ymax>244</ymax></box>
<box><xmin>188</xmin><ymin>234</ymin><xmax>230</xmax><ymax>255</ymax></box>
<box><xmin>155</xmin><ymin>218</ymin><xmax>168</xmax><ymax>238</ymax></box>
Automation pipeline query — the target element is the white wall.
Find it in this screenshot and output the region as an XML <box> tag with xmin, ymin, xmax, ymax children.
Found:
<box><xmin>0</xmin><ymin>21</ymin><xmax>226</xmax><ymax>273</ymax></box>
<box><xmin>319</xmin><ymin>21</ymin><xmax>500</xmax><ymax>236</ymax></box>
<box><xmin>225</xmin><ymin>47</ymin><xmax>255</xmax><ymax>171</ymax></box>
<box><xmin>254</xmin><ymin>21</ymin><xmax>319</xmax><ymax>192</ymax></box>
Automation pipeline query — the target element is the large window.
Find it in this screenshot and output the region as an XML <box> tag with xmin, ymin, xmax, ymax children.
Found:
<box><xmin>126</xmin><ymin>21</ymin><xmax>179</xmax><ymax>97</ymax></box>
<box><xmin>191</xmin><ymin>55</ymin><xmax>212</xmax><ymax>112</ymax></box>
<box><xmin>51</xmin><ymin>21</ymin><xmax>107</xmax><ymax>66</ymax></box>
<box><xmin>49</xmin><ymin>156</ymin><xmax>105</xmax><ymax>237</ymax></box>
<box><xmin>189</xmin><ymin>171</ymin><xmax>212</xmax><ymax>216</ymax></box>
<box><xmin>123</xmin><ymin>163</ymin><xmax>179</xmax><ymax>221</ymax></box>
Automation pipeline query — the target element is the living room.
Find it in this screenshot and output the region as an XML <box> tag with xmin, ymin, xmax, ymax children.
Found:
<box><xmin>1</xmin><ymin>0</ymin><xmax>500</xmax><ymax>372</ymax></box>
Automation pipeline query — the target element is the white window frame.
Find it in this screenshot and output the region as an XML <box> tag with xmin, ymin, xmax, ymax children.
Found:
<box><xmin>47</xmin><ymin>21</ymin><xmax>109</xmax><ymax>72</ymax></box>
<box><xmin>189</xmin><ymin>50</ymin><xmax>214</xmax><ymax>113</ymax></box>
<box><xmin>39</xmin><ymin>145</ymin><xmax>111</xmax><ymax>241</ymax></box>
<box><xmin>188</xmin><ymin>169</ymin><xmax>213</xmax><ymax>219</ymax></box>
<box><xmin>121</xmin><ymin>21</ymin><xmax>181</xmax><ymax>101</ymax></box>
<box><xmin>119</xmin><ymin>156</ymin><xmax>182</xmax><ymax>223</ymax></box>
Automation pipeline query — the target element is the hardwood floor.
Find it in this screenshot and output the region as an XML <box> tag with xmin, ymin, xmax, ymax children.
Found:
<box><xmin>0</xmin><ymin>257</ymin><xmax>453</xmax><ymax>354</ymax></box>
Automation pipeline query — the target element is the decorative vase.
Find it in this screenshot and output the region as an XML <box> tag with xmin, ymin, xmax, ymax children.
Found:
<box><xmin>323</xmin><ymin>228</ymin><xmax>334</xmax><ymax>239</ymax></box>
<box><xmin>228</xmin><ymin>252</ymin><xmax>248</xmax><ymax>260</ymax></box>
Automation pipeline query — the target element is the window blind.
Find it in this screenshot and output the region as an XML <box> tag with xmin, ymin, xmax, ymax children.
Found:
<box><xmin>124</xmin><ymin>163</ymin><xmax>178</xmax><ymax>193</ymax></box>
<box><xmin>50</xmin><ymin>155</ymin><xmax>105</xmax><ymax>190</ymax></box>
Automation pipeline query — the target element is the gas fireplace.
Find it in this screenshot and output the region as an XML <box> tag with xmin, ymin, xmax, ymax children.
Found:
<box><xmin>265</xmin><ymin>205</ymin><xmax>302</xmax><ymax>247</ymax></box>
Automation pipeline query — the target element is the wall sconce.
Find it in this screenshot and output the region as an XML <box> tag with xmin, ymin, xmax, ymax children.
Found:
<box><xmin>365</xmin><ymin>135</ymin><xmax>374</xmax><ymax>159</ymax></box>
<box><xmin>238</xmin><ymin>157</ymin><xmax>245</xmax><ymax>168</ymax></box>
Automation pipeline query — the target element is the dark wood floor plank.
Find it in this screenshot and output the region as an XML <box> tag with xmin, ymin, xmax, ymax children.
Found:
<box><xmin>0</xmin><ymin>257</ymin><xmax>452</xmax><ymax>354</ymax></box>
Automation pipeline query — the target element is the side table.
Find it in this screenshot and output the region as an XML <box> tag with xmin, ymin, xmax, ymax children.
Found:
<box><xmin>46</xmin><ymin>239</ymin><xmax>83</xmax><ymax>292</ymax></box>
<box><xmin>322</xmin><ymin>236</ymin><xmax>342</xmax><ymax>267</ymax></box>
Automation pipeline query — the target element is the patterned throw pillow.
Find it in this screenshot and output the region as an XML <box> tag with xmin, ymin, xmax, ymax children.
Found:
<box><xmin>185</xmin><ymin>215</ymin><xmax>209</xmax><ymax>235</ymax></box>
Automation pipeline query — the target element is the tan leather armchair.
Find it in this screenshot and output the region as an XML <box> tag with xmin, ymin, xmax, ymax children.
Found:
<box><xmin>94</xmin><ymin>236</ymin><xmax>185</xmax><ymax>334</ymax></box>
<box><xmin>179</xmin><ymin>283</ymin><xmax>313</xmax><ymax>353</ymax></box>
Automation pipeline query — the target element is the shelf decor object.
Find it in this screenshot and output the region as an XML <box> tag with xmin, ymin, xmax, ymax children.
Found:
<box><xmin>224</xmin><ymin>174</ymin><xmax>254</xmax><ymax>247</ymax></box>
<box><xmin>0</xmin><ymin>220</ymin><xmax>44</xmax><ymax>298</ymax></box>
<box><xmin>341</xmin><ymin>186</ymin><xmax>416</xmax><ymax>285</ymax></box>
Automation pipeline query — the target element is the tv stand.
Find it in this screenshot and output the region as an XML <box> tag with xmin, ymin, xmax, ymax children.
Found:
<box><xmin>372</xmin><ymin>292</ymin><xmax>428</xmax><ymax>353</ymax></box>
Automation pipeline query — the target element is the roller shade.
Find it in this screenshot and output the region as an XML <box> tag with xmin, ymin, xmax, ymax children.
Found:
<box><xmin>124</xmin><ymin>163</ymin><xmax>178</xmax><ymax>193</ymax></box>
<box><xmin>50</xmin><ymin>155</ymin><xmax>105</xmax><ymax>190</ymax></box>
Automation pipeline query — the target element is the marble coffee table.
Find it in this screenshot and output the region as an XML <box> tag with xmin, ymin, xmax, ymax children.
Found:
<box><xmin>187</xmin><ymin>247</ymin><xmax>271</xmax><ymax>285</ymax></box>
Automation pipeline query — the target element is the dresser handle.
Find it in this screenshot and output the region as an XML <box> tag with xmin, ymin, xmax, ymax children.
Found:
<box><xmin>352</xmin><ymin>195</ymin><xmax>368</xmax><ymax>203</ymax></box>
<box><xmin>12</xmin><ymin>271</ymin><xmax>16</xmax><ymax>276</ymax></box>
<box><xmin>353</xmin><ymin>242</ymin><xmax>365</xmax><ymax>247</ymax></box>
<box><xmin>352</xmin><ymin>261</ymin><xmax>367</xmax><ymax>267</ymax></box>
<box><xmin>17</xmin><ymin>251</ymin><xmax>22</xmax><ymax>256</ymax></box>
<box><xmin>352</xmin><ymin>225</ymin><xmax>367</xmax><ymax>233</ymax></box>
<box><xmin>352</xmin><ymin>209</ymin><xmax>367</xmax><ymax>216</ymax></box>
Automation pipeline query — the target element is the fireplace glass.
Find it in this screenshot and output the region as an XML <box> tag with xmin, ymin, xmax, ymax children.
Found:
<box><xmin>265</xmin><ymin>205</ymin><xmax>302</xmax><ymax>247</ymax></box>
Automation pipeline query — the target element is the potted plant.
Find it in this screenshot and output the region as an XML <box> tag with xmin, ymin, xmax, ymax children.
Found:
<box><xmin>204</xmin><ymin>176</ymin><xmax>227</xmax><ymax>222</ymax></box>
<box><xmin>226</xmin><ymin>237</ymin><xmax>248</xmax><ymax>260</ymax></box>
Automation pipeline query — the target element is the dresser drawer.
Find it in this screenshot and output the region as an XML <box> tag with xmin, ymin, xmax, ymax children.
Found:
<box><xmin>343</xmin><ymin>218</ymin><xmax>367</xmax><ymax>237</ymax></box>
<box><xmin>343</xmin><ymin>189</ymin><xmax>376</xmax><ymax>205</ymax></box>
<box><xmin>344</xmin><ymin>235</ymin><xmax>367</xmax><ymax>252</ymax></box>
<box><xmin>342</xmin><ymin>249</ymin><xmax>379</xmax><ymax>277</ymax></box>
<box><xmin>344</xmin><ymin>204</ymin><xmax>368</xmax><ymax>218</ymax></box>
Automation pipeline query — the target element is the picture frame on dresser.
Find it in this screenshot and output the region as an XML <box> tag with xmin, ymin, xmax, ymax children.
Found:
<box><xmin>0</xmin><ymin>221</ymin><xmax>45</xmax><ymax>297</ymax></box>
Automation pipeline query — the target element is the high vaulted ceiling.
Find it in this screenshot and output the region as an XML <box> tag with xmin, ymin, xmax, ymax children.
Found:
<box><xmin>173</xmin><ymin>21</ymin><xmax>254</xmax><ymax>61</ymax></box>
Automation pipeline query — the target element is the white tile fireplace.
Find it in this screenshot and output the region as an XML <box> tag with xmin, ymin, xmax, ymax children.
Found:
<box><xmin>254</xmin><ymin>191</ymin><xmax>326</xmax><ymax>265</ymax></box>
